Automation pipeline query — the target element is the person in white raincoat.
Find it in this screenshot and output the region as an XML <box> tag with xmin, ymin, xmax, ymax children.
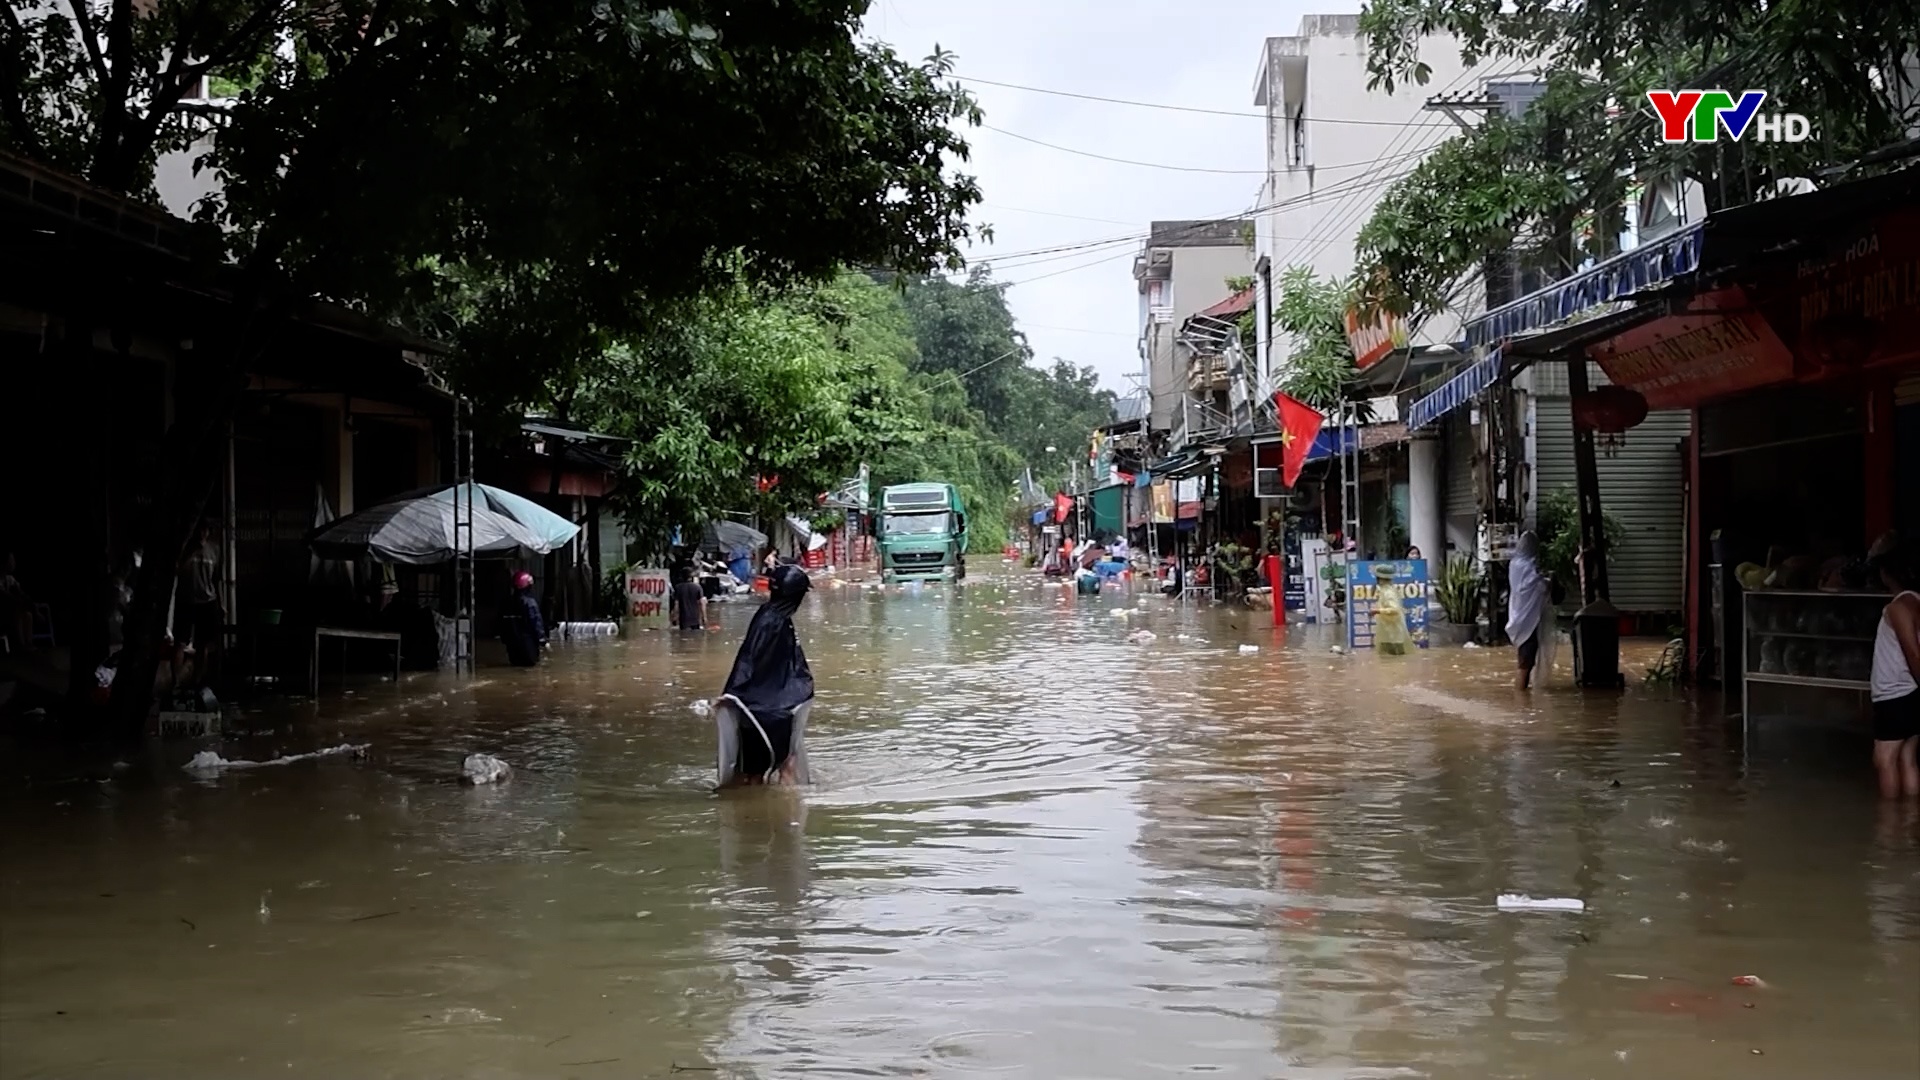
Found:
<box><xmin>1506</xmin><ymin>531</ymin><xmax>1556</xmax><ymax>689</ymax></box>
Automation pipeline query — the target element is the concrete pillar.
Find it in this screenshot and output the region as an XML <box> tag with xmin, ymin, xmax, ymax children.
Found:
<box><xmin>1408</xmin><ymin>433</ymin><xmax>1443</xmax><ymax>570</ymax></box>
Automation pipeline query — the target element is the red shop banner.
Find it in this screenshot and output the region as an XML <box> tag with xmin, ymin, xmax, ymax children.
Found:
<box><xmin>1780</xmin><ymin>207</ymin><xmax>1920</xmax><ymax>373</ymax></box>
<box><xmin>1588</xmin><ymin>286</ymin><xmax>1794</xmax><ymax>411</ymax></box>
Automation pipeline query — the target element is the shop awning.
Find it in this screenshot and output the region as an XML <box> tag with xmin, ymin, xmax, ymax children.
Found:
<box><xmin>1408</xmin><ymin>347</ymin><xmax>1505</xmax><ymax>431</ymax></box>
<box><xmin>1145</xmin><ymin>449</ymin><xmax>1212</xmax><ymax>480</ymax></box>
<box><xmin>1465</xmin><ymin>224</ymin><xmax>1703</xmax><ymax>349</ymax></box>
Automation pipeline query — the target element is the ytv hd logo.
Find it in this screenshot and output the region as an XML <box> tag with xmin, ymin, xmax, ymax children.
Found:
<box><xmin>1646</xmin><ymin>90</ymin><xmax>1811</xmax><ymax>144</ymax></box>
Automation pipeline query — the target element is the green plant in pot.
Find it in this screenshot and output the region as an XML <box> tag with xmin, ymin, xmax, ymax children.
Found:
<box><xmin>1433</xmin><ymin>554</ymin><xmax>1481</xmax><ymax>626</ymax></box>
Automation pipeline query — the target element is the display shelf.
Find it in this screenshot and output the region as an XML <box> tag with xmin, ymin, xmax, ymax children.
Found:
<box><xmin>1742</xmin><ymin>672</ymin><xmax>1871</xmax><ymax>691</ymax></box>
<box><xmin>1740</xmin><ymin>588</ymin><xmax>1887</xmax><ymax>731</ymax></box>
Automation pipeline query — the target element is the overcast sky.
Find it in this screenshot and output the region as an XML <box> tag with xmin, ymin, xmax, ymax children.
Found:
<box><xmin>863</xmin><ymin>0</ymin><xmax>1335</xmax><ymax>394</ymax></box>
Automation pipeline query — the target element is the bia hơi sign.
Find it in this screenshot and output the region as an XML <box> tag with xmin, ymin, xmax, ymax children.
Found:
<box><xmin>1346</xmin><ymin>559</ymin><xmax>1429</xmax><ymax>651</ymax></box>
<box><xmin>1645</xmin><ymin>90</ymin><xmax>1811</xmax><ymax>144</ymax></box>
<box><xmin>625</xmin><ymin>569</ymin><xmax>670</xmax><ymax>629</ymax></box>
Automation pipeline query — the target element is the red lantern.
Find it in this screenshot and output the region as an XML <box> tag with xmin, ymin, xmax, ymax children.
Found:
<box><xmin>1571</xmin><ymin>385</ymin><xmax>1649</xmax><ymax>433</ymax></box>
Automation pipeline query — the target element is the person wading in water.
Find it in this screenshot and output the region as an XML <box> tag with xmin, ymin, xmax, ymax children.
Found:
<box><xmin>717</xmin><ymin>565</ymin><xmax>814</xmax><ymax>786</ymax></box>
<box><xmin>502</xmin><ymin>571</ymin><xmax>546</xmax><ymax>667</ymax></box>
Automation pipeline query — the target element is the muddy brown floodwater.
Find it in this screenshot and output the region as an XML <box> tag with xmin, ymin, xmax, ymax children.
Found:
<box><xmin>3</xmin><ymin>577</ymin><xmax>1918</xmax><ymax>1079</ymax></box>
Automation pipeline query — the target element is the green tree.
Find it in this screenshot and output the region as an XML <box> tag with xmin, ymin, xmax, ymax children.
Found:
<box><xmin>897</xmin><ymin>267</ymin><xmax>1032</xmax><ymax>431</ymax></box>
<box><xmin>1272</xmin><ymin>265</ymin><xmax>1366</xmax><ymax>414</ymax></box>
<box><xmin>1352</xmin><ymin>0</ymin><xmax>1920</xmax><ymax>319</ymax></box>
<box><xmin>3</xmin><ymin>1</ymin><xmax>984</xmax><ymax>731</ymax></box>
<box><xmin>575</xmin><ymin>274</ymin><xmax>926</xmax><ymax>555</ymax></box>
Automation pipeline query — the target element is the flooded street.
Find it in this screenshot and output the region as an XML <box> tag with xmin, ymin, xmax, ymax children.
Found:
<box><xmin>4</xmin><ymin>578</ymin><xmax>1918</xmax><ymax>1080</ymax></box>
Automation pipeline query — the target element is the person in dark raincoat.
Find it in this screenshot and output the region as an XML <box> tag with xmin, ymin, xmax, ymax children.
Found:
<box><xmin>719</xmin><ymin>564</ymin><xmax>813</xmax><ymax>784</ymax></box>
<box><xmin>502</xmin><ymin>570</ymin><xmax>547</xmax><ymax>667</ymax></box>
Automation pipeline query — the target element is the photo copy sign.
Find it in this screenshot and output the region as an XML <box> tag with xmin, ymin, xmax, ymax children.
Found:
<box><xmin>625</xmin><ymin>569</ymin><xmax>670</xmax><ymax>630</ymax></box>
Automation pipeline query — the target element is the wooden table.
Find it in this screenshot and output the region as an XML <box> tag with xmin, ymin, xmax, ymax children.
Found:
<box><xmin>312</xmin><ymin>627</ymin><xmax>403</xmax><ymax>694</ymax></box>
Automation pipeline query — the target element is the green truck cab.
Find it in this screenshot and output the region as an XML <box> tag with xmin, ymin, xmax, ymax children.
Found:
<box><xmin>878</xmin><ymin>483</ymin><xmax>968</xmax><ymax>583</ymax></box>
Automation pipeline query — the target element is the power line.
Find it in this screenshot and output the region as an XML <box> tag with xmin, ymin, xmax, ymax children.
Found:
<box><xmin>980</xmin><ymin>203</ymin><xmax>1139</xmax><ymax>227</ymax></box>
<box><xmin>985</xmin><ymin>125</ymin><xmax>1267</xmax><ymax>175</ymax></box>
<box><xmin>993</xmin><ymin>165</ymin><xmax>1425</xmax><ymax>288</ymax></box>
<box><xmin>1275</xmin><ymin>63</ymin><xmax>1534</xmax><ymax>274</ymax></box>
<box><xmin>985</xmin><ymin>124</ymin><xmax>1452</xmax><ymax>177</ymax></box>
<box><xmin>957</xmin><ymin>75</ymin><xmax>1457</xmax><ymax>128</ymax></box>
<box><xmin>1018</xmin><ymin>322</ymin><xmax>1136</xmax><ymax>337</ymax></box>
<box><xmin>970</xmin><ymin>149</ymin><xmax>1436</xmax><ymax>266</ymax></box>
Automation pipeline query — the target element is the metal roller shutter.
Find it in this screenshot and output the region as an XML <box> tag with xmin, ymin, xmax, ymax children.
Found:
<box><xmin>1444</xmin><ymin>411</ymin><xmax>1475</xmax><ymax>518</ymax></box>
<box><xmin>1534</xmin><ymin>361</ymin><xmax>1689</xmax><ymax>613</ymax></box>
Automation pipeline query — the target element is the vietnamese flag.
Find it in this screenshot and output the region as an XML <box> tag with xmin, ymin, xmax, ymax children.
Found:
<box><xmin>1274</xmin><ymin>392</ymin><xmax>1324</xmax><ymax>488</ymax></box>
<box><xmin>1054</xmin><ymin>491</ymin><xmax>1072</xmax><ymax>523</ymax></box>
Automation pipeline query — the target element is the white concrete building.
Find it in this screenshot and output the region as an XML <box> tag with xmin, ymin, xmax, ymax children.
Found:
<box><xmin>1133</xmin><ymin>220</ymin><xmax>1252</xmax><ymax>437</ymax></box>
<box><xmin>1248</xmin><ymin>14</ymin><xmax>1515</xmax><ymax>382</ymax></box>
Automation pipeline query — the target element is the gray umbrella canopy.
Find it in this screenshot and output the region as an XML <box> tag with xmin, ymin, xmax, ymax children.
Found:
<box><xmin>310</xmin><ymin>494</ymin><xmax>547</xmax><ymax>566</ymax></box>
<box><xmin>703</xmin><ymin>519</ymin><xmax>767</xmax><ymax>555</ymax></box>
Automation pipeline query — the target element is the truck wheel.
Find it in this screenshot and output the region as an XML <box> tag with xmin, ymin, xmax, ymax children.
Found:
<box><xmin>955</xmin><ymin>557</ymin><xmax>967</xmax><ymax>581</ymax></box>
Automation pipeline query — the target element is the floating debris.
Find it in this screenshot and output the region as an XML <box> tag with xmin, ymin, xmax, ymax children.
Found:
<box><xmin>460</xmin><ymin>754</ymin><xmax>513</xmax><ymax>785</ymax></box>
<box><xmin>183</xmin><ymin>743</ymin><xmax>369</xmax><ymax>774</ymax></box>
<box><xmin>1496</xmin><ymin>894</ymin><xmax>1585</xmax><ymax>913</ymax></box>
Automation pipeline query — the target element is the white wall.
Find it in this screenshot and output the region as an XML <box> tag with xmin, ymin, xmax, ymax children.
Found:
<box><xmin>154</xmin><ymin>137</ymin><xmax>222</xmax><ymax>221</ymax></box>
<box><xmin>1251</xmin><ymin>17</ymin><xmax>1514</xmax><ymax>377</ymax></box>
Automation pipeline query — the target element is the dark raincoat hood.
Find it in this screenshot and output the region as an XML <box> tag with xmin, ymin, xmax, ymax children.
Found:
<box><xmin>723</xmin><ymin>566</ymin><xmax>814</xmax><ymax>723</ymax></box>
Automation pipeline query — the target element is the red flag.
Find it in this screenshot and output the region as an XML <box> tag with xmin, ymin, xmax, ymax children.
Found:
<box><xmin>1274</xmin><ymin>392</ymin><xmax>1324</xmax><ymax>488</ymax></box>
<box><xmin>1054</xmin><ymin>492</ymin><xmax>1072</xmax><ymax>523</ymax></box>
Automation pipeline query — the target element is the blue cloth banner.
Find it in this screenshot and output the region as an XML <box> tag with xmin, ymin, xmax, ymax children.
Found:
<box><xmin>1408</xmin><ymin>348</ymin><xmax>1505</xmax><ymax>431</ymax></box>
<box><xmin>1464</xmin><ymin>223</ymin><xmax>1703</xmax><ymax>348</ymax></box>
<box><xmin>1303</xmin><ymin>426</ymin><xmax>1360</xmax><ymax>463</ymax></box>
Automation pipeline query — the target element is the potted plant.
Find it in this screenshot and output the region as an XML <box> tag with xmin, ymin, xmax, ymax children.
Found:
<box><xmin>1430</xmin><ymin>553</ymin><xmax>1481</xmax><ymax>645</ymax></box>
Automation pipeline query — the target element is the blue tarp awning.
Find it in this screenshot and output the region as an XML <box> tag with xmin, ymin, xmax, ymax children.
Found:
<box><xmin>1408</xmin><ymin>348</ymin><xmax>1505</xmax><ymax>431</ymax></box>
<box><xmin>1464</xmin><ymin>223</ymin><xmax>1703</xmax><ymax>349</ymax></box>
<box><xmin>1032</xmin><ymin>508</ymin><xmax>1050</xmax><ymax>526</ymax></box>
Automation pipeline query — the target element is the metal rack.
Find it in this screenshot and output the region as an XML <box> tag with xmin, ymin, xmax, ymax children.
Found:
<box><xmin>1740</xmin><ymin>588</ymin><xmax>1884</xmax><ymax>732</ymax></box>
<box><xmin>1338</xmin><ymin>401</ymin><xmax>1362</xmax><ymax>624</ymax></box>
<box><xmin>451</xmin><ymin>397</ymin><xmax>476</xmax><ymax>674</ymax></box>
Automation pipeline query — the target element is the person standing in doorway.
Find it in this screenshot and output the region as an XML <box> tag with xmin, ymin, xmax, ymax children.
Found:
<box><xmin>670</xmin><ymin>567</ymin><xmax>709</xmax><ymax>632</ymax></box>
<box><xmin>1506</xmin><ymin>531</ymin><xmax>1553</xmax><ymax>690</ymax></box>
<box><xmin>172</xmin><ymin>520</ymin><xmax>224</xmax><ymax>693</ymax></box>
<box><xmin>1869</xmin><ymin>541</ymin><xmax>1920</xmax><ymax>799</ymax></box>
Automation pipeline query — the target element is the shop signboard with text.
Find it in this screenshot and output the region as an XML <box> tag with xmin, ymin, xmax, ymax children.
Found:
<box><xmin>1588</xmin><ymin>286</ymin><xmax>1794</xmax><ymax>410</ymax></box>
<box><xmin>1344</xmin><ymin>304</ymin><xmax>1409</xmax><ymax>370</ymax></box>
<box><xmin>1782</xmin><ymin>207</ymin><xmax>1920</xmax><ymax>372</ymax></box>
<box><xmin>1346</xmin><ymin>559</ymin><xmax>1429</xmax><ymax>651</ymax></box>
<box><xmin>625</xmin><ymin>569</ymin><xmax>670</xmax><ymax>629</ymax></box>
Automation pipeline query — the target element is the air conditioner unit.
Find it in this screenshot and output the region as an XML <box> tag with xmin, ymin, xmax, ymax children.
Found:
<box><xmin>1254</xmin><ymin>468</ymin><xmax>1286</xmax><ymax>499</ymax></box>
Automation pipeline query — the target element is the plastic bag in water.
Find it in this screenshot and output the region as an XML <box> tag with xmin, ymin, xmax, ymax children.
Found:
<box><xmin>461</xmin><ymin>753</ymin><xmax>512</xmax><ymax>785</ymax></box>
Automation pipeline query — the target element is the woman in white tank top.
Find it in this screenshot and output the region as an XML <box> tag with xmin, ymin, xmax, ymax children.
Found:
<box><xmin>1868</xmin><ymin>542</ymin><xmax>1920</xmax><ymax>799</ymax></box>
